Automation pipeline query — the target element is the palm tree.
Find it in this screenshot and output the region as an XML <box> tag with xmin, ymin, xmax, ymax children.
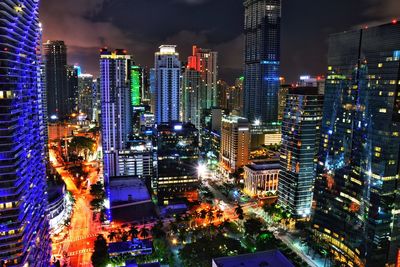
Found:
<box><xmin>121</xmin><ymin>231</ymin><xmax>129</xmax><ymax>242</ymax></box>
<box><xmin>207</xmin><ymin>208</ymin><xmax>215</xmax><ymax>223</ymax></box>
<box><xmin>235</xmin><ymin>204</ymin><xmax>244</xmax><ymax>220</ymax></box>
<box><xmin>200</xmin><ymin>209</ymin><xmax>207</xmax><ymax>220</ymax></box>
<box><xmin>107</xmin><ymin>231</ymin><xmax>117</xmax><ymax>242</ymax></box>
<box><xmin>215</xmin><ymin>209</ymin><xmax>224</xmax><ymax>221</ymax></box>
<box><xmin>139</xmin><ymin>227</ymin><xmax>150</xmax><ymax>239</ymax></box>
<box><xmin>128</xmin><ymin>224</ymin><xmax>139</xmax><ymax>240</ymax></box>
<box><xmin>192</xmin><ymin>210</ymin><xmax>200</xmax><ymax>227</ymax></box>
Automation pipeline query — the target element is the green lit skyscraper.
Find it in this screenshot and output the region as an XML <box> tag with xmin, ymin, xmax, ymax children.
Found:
<box><xmin>312</xmin><ymin>22</ymin><xmax>400</xmax><ymax>267</ymax></box>
<box><xmin>131</xmin><ymin>65</ymin><xmax>142</xmax><ymax>106</ymax></box>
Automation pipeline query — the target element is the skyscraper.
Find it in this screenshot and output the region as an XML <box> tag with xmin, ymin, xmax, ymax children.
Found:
<box><xmin>187</xmin><ymin>45</ymin><xmax>218</xmax><ymax>109</ymax></box>
<box><xmin>78</xmin><ymin>74</ymin><xmax>94</xmax><ymax>120</ymax></box>
<box><xmin>0</xmin><ymin>0</ymin><xmax>50</xmax><ymax>265</ymax></box>
<box><xmin>100</xmin><ymin>48</ymin><xmax>133</xmax><ymax>180</ymax></box>
<box><xmin>66</xmin><ymin>65</ymin><xmax>79</xmax><ymax>114</ymax></box>
<box><xmin>220</xmin><ymin>116</ymin><xmax>250</xmax><ymax>176</ymax></box>
<box><xmin>44</xmin><ymin>40</ymin><xmax>69</xmax><ymax>120</ymax></box>
<box><xmin>312</xmin><ymin>22</ymin><xmax>400</xmax><ymax>267</ymax></box>
<box><xmin>130</xmin><ymin>65</ymin><xmax>143</xmax><ymax>107</ymax></box>
<box><xmin>182</xmin><ymin>68</ymin><xmax>202</xmax><ymax>129</ymax></box>
<box><xmin>156</xmin><ymin>122</ymin><xmax>199</xmax><ymax>204</ymax></box>
<box><xmin>278</xmin><ymin>87</ymin><xmax>323</xmax><ymax>218</ymax></box>
<box><xmin>154</xmin><ymin>45</ymin><xmax>181</xmax><ymax>124</ymax></box>
<box><xmin>243</xmin><ymin>0</ymin><xmax>281</xmax><ymax>123</ymax></box>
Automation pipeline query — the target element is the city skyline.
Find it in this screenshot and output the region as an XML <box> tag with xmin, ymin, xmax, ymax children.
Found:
<box><xmin>39</xmin><ymin>0</ymin><xmax>400</xmax><ymax>83</ymax></box>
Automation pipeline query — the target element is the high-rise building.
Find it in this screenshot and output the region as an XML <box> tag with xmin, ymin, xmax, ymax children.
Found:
<box><xmin>182</xmin><ymin>68</ymin><xmax>202</xmax><ymax>129</ymax></box>
<box><xmin>278</xmin><ymin>87</ymin><xmax>323</xmax><ymax>218</ymax></box>
<box><xmin>78</xmin><ymin>74</ymin><xmax>94</xmax><ymax>120</ymax></box>
<box><xmin>44</xmin><ymin>40</ymin><xmax>69</xmax><ymax>120</ymax></box>
<box><xmin>0</xmin><ymin>0</ymin><xmax>50</xmax><ymax>265</ymax></box>
<box><xmin>100</xmin><ymin>48</ymin><xmax>133</xmax><ymax>180</ymax></box>
<box><xmin>154</xmin><ymin>45</ymin><xmax>181</xmax><ymax>124</ymax></box>
<box><xmin>297</xmin><ymin>75</ymin><xmax>325</xmax><ymax>95</ymax></box>
<box><xmin>243</xmin><ymin>0</ymin><xmax>281</xmax><ymax>123</ymax></box>
<box><xmin>217</xmin><ymin>80</ymin><xmax>230</xmax><ymax>110</ymax></box>
<box><xmin>312</xmin><ymin>22</ymin><xmax>400</xmax><ymax>267</ymax></box>
<box><xmin>187</xmin><ymin>45</ymin><xmax>218</xmax><ymax>109</ymax></box>
<box><xmin>92</xmin><ymin>78</ymin><xmax>101</xmax><ymax>122</ymax></box>
<box><xmin>130</xmin><ymin>65</ymin><xmax>143</xmax><ymax>107</ymax></box>
<box><xmin>231</xmin><ymin>77</ymin><xmax>244</xmax><ymax>113</ymax></box>
<box><xmin>66</xmin><ymin>65</ymin><xmax>79</xmax><ymax>114</ymax></box>
<box><xmin>278</xmin><ymin>84</ymin><xmax>290</xmax><ymax>122</ymax></box>
<box><xmin>156</xmin><ymin>122</ymin><xmax>199</xmax><ymax>204</ymax></box>
<box><xmin>220</xmin><ymin>116</ymin><xmax>250</xmax><ymax>175</ymax></box>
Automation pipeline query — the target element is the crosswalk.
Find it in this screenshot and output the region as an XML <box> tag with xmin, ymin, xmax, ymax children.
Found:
<box><xmin>56</xmin><ymin>233</ymin><xmax>98</xmax><ymax>244</ymax></box>
<box><xmin>68</xmin><ymin>248</ymin><xmax>93</xmax><ymax>256</ymax></box>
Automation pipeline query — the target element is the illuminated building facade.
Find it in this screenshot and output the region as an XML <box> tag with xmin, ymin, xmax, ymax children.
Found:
<box><xmin>278</xmin><ymin>84</ymin><xmax>290</xmax><ymax>121</ymax></box>
<box><xmin>278</xmin><ymin>87</ymin><xmax>323</xmax><ymax>218</ymax></box>
<box><xmin>187</xmin><ymin>45</ymin><xmax>218</xmax><ymax>109</ymax></box>
<box><xmin>66</xmin><ymin>65</ymin><xmax>79</xmax><ymax>115</ymax></box>
<box><xmin>182</xmin><ymin>68</ymin><xmax>202</xmax><ymax>129</ymax></box>
<box><xmin>154</xmin><ymin>45</ymin><xmax>181</xmax><ymax>123</ymax></box>
<box><xmin>78</xmin><ymin>73</ymin><xmax>93</xmax><ymax>120</ymax></box>
<box><xmin>220</xmin><ymin>116</ymin><xmax>250</xmax><ymax>175</ymax></box>
<box><xmin>244</xmin><ymin>160</ymin><xmax>280</xmax><ymax>198</ymax></box>
<box><xmin>0</xmin><ymin>0</ymin><xmax>50</xmax><ymax>265</ymax></box>
<box><xmin>100</xmin><ymin>48</ymin><xmax>133</xmax><ymax>181</ymax></box>
<box><xmin>130</xmin><ymin>65</ymin><xmax>142</xmax><ymax>106</ymax></box>
<box><xmin>312</xmin><ymin>22</ymin><xmax>400</xmax><ymax>267</ymax></box>
<box><xmin>243</xmin><ymin>0</ymin><xmax>281</xmax><ymax>123</ymax></box>
<box><xmin>44</xmin><ymin>40</ymin><xmax>69</xmax><ymax>119</ymax></box>
<box><xmin>156</xmin><ymin>122</ymin><xmax>199</xmax><ymax>204</ymax></box>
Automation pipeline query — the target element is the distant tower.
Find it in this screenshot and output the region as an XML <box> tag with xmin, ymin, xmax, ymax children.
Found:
<box><xmin>154</xmin><ymin>45</ymin><xmax>181</xmax><ymax>123</ymax></box>
<box><xmin>243</xmin><ymin>0</ymin><xmax>281</xmax><ymax>123</ymax></box>
<box><xmin>0</xmin><ymin>0</ymin><xmax>51</xmax><ymax>264</ymax></box>
<box><xmin>100</xmin><ymin>48</ymin><xmax>133</xmax><ymax>179</ymax></box>
<box><xmin>78</xmin><ymin>74</ymin><xmax>94</xmax><ymax>120</ymax></box>
<box><xmin>182</xmin><ymin>68</ymin><xmax>202</xmax><ymax>129</ymax></box>
<box><xmin>44</xmin><ymin>40</ymin><xmax>69</xmax><ymax>119</ymax></box>
<box><xmin>187</xmin><ymin>45</ymin><xmax>218</xmax><ymax>109</ymax></box>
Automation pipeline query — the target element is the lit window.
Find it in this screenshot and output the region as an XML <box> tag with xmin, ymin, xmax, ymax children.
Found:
<box><xmin>379</xmin><ymin>108</ymin><xmax>387</xmax><ymax>113</ymax></box>
<box><xmin>378</xmin><ymin>63</ymin><xmax>383</xmax><ymax>68</ymax></box>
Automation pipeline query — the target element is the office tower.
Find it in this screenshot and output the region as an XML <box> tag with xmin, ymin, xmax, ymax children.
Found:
<box><xmin>156</xmin><ymin>122</ymin><xmax>199</xmax><ymax>204</ymax></box>
<box><xmin>100</xmin><ymin>48</ymin><xmax>133</xmax><ymax>180</ymax></box>
<box><xmin>187</xmin><ymin>45</ymin><xmax>218</xmax><ymax>109</ymax></box>
<box><xmin>116</xmin><ymin>139</ymin><xmax>154</xmax><ymax>179</ymax></box>
<box><xmin>66</xmin><ymin>65</ymin><xmax>79</xmax><ymax>114</ymax></box>
<box><xmin>78</xmin><ymin>74</ymin><xmax>94</xmax><ymax>120</ymax></box>
<box><xmin>154</xmin><ymin>45</ymin><xmax>181</xmax><ymax>124</ymax></box>
<box><xmin>278</xmin><ymin>84</ymin><xmax>290</xmax><ymax>122</ymax></box>
<box><xmin>0</xmin><ymin>0</ymin><xmax>50</xmax><ymax>265</ymax></box>
<box><xmin>92</xmin><ymin>78</ymin><xmax>101</xmax><ymax>122</ymax></box>
<box><xmin>278</xmin><ymin>87</ymin><xmax>323</xmax><ymax>218</ymax></box>
<box><xmin>298</xmin><ymin>75</ymin><xmax>326</xmax><ymax>95</ymax></box>
<box><xmin>44</xmin><ymin>40</ymin><xmax>69</xmax><ymax>119</ymax></box>
<box><xmin>231</xmin><ymin>77</ymin><xmax>244</xmax><ymax>113</ymax></box>
<box><xmin>243</xmin><ymin>0</ymin><xmax>281</xmax><ymax>123</ymax></box>
<box><xmin>217</xmin><ymin>80</ymin><xmax>229</xmax><ymax>110</ymax></box>
<box><xmin>182</xmin><ymin>68</ymin><xmax>202</xmax><ymax>129</ymax></box>
<box><xmin>312</xmin><ymin>22</ymin><xmax>400</xmax><ymax>267</ymax></box>
<box><xmin>220</xmin><ymin>116</ymin><xmax>250</xmax><ymax>175</ymax></box>
<box><xmin>130</xmin><ymin>65</ymin><xmax>143</xmax><ymax>106</ymax></box>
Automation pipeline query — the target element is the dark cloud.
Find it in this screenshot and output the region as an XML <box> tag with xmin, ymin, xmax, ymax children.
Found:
<box><xmin>39</xmin><ymin>0</ymin><xmax>397</xmax><ymax>83</ymax></box>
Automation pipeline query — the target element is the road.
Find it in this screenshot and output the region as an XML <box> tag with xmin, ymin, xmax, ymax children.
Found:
<box><xmin>50</xmin><ymin>147</ymin><xmax>102</xmax><ymax>266</ymax></box>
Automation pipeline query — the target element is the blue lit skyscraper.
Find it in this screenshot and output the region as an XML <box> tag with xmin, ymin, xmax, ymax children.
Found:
<box><xmin>154</xmin><ymin>45</ymin><xmax>181</xmax><ymax>124</ymax></box>
<box><xmin>312</xmin><ymin>22</ymin><xmax>400</xmax><ymax>267</ymax></box>
<box><xmin>0</xmin><ymin>0</ymin><xmax>50</xmax><ymax>265</ymax></box>
<box><xmin>100</xmin><ymin>48</ymin><xmax>132</xmax><ymax>180</ymax></box>
<box><xmin>243</xmin><ymin>0</ymin><xmax>281</xmax><ymax>123</ymax></box>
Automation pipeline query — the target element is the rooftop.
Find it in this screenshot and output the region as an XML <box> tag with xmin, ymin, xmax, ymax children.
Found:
<box><xmin>245</xmin><ymin>160</ymin><xmax>280</xmax><ymax>171</ymax></box>
<box><xmin>212</xmin><ymin>250</ymin><xmax>294</xmax><ymax>267</ymax></box>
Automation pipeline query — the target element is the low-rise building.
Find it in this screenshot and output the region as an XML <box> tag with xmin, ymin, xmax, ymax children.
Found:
<box><xmin>244</xmin><ymin>160</ymin><xmax>280</xmax><ymax>198</ymax></box>
<box><xmin>212</xmin><ymin>250</ymin><xmax>294</xmax><ymax>267</ymax></box>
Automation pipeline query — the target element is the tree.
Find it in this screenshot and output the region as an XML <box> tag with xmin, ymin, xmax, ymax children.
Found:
<box><xmin>91</xmin><ymin>234</ymin><xmax>109</xmax><ymax>267</ymax></box>
<box><xmin>200</xmin><ymin>209</ymin><xmax>207</xmax><ymax>220</ymax></box>
<box><xmin>90</xmin><ymin>182</ymin><xmax>105</xmax><ymax>199</ymax></box>
<box><xmin>121</xmin><ymin>231</ymin><xmax>129</xmax><ymax>242</ymax></box>
<box><xmin>235</xmin><ymin>204</ymin><xmax>244</xmax><ymax>220</ymax></box>
<box><xmin>69</xmin><ymin>136</ymin><xmax>96</xmax><ymax>160</ymax></box>
<box><xmin>128</xmin><ymin>224</ymin><xmax>139</xmax><ymax>240</ymax></box>
<box><xmin>140</xmin><ymin>227</ymin><xmax>150</xmax><ymax>239</ymax></box>
<box><xmin>215</xmin><ymin>209</ymin><xmax>224</xmax><ymax>221</ymax></box>
<box><xmin>206</xmin><ymin>209</ymin><xmax>214</xmax><ymax>223</ymax></box>
<box><xmin>151</xmin><ymin>220</ymin><xmax>166</xmax><ymax>239</ymax></box>
<box><xmin>244</xmin><ymin>217</ymin><xmax>263</xmax><ymax>238</ymax></box>
<box><xmin>107</xmin><ymin>231</ymin><xmax>117</xmax><ymax>242</ymax></box>
<box><xmin>90</xmin><ymin>198</ymin><xmax>104</xmax><ymax>213</ymax></box>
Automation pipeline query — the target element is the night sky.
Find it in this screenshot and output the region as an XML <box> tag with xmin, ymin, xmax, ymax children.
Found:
<box><xmin>39</xmin><ymin>0</ymin><xmax>399</xmax><ymax>83</ymax></box>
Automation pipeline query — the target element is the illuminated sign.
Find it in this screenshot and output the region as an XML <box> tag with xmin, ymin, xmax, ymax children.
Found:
<box><xmin>174</xmin><ymin>125</ymin><xmax>183</xmax><ymax>131</ymax></box>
